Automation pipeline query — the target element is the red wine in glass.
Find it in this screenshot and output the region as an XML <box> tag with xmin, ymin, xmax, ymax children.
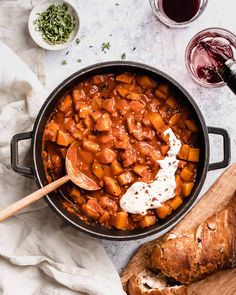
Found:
<box><xmin>162</xmin><ymin>0</ymin><xmax>200</xmax><ymax>22</ymax></box>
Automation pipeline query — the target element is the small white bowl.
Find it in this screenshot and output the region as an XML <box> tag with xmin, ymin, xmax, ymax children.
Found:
<box><xmin>28</xmin><ymin>0</ymin><xmax>80</xmax><ymax>50</ymax></box>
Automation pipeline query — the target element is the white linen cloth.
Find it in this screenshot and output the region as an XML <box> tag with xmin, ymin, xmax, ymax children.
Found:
<box><xmin>0</xmin><ymin>0</ymin><xmax>45</xmax><ymax>84</ymax></box>
<box><xmin>0</xmin><ymin>41</ymin><xmax>125</xmax><ymax>295</ymax></box>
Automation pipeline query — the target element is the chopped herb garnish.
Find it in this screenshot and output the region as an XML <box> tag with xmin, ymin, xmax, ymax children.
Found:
<box><xmin>102</xmin><ymin>42</ymin><xmax>111</xmax><ymax>52</ymax></box>
<box><xmin>89</xmin><ymin>45</ymin><xmax>93</xmax><ymax>48</ymax></box>
<box><xmin>66</xmin><ymin>51</ymin><xmax>69</xmax><ymax>55</ymax></box>
<box><xmin>132</xmin><ymin>47</ymin><xmax>136</xmax><ymax>51</ymax></box>
<box><xmin>121</xmin><ymin>52</ymin><xmax>126</xmax><ymax>60</ymax></box>
<box><xmin>62</xmin><ymin>60</ymin><xmax>67</xmax><ymax>65</ymax></box>
<box><xmin>75</xmin><ymin>38</ymin><xmax>80</xmax><ymax>44</ymax></box>
<box><xmin>101</xmin><ymin>83</ymin><xmax>109</xmax><ymax>90</ymax></box>
<box><xmin>77</xmin><ymin>59</ymin><xmax>82</xmax><ymax>63</ymax></box>
<box><xmin>34</xmin><ymin>4</ymin><xmax>76</xmax><ymax>45</ymax></box>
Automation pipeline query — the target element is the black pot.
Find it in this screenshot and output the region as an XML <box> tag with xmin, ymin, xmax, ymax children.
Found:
<box><xmin>10</xmin><ymin>62</ymin><xmax>230</xmax><ymax>240</ymax></box>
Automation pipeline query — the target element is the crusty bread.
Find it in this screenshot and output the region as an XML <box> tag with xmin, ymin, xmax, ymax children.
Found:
<box><xmin>128</xmin><ymin>270</ymin><xmax>187</xmax><ymax>295</ymax></box>
<box><xmin>149</xmin><ymin>193</ymin><xmax>236</xmax><ymax>284</ymax></box>
<box><xmin>128</xmin><ymin>268</ymin><xmax>236</xmax><ymax>295</ymax></box>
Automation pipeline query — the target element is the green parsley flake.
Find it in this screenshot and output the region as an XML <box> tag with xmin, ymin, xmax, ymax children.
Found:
<box><xmin>34</xmin><ymin>4</ymin><xmax>76</xmax><ymax>45</ymax></box>
<box><xmin>75</xmin><ymin>38</ymin><xmax>80</xmax><ymax>44</ymax></box>
<box><xmin>62</xmin><ymin>60</ymin><xmax>67</xmax><ymax>65</ymax></box>
<box><xmin>121</xmin><ymin>52</ymin><xmax>126</xmax><ymax>60</ymax></box>
<box><xmin>77</xmin><ymin>59</ymin><xmax>82</xmax><ymax>63</ymax></box>
<box><xmin>102</xmin><ymin>42</ymin><xmax>111</xmax><ymax>52</ymax></box>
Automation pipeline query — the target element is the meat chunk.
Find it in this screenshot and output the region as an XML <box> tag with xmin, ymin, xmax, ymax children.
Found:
<box><xmin>117</xmin><ymin>172</ymin><xmax>134</xmax><ymax>186</ymax></box>
<box><xmin>83</xmin><ymin>140</ymin><xmax>100</xmax><ymax>153</ymax></box>
<box><xmin>101</xmin><ymin>98</ymin><xmax>116</xmax><ymax>113</ymax></box>
<box><xmin>72</xmin><ymin>89</ymin><xmax>86</xmax><ymax>111</ymax></box>
<box><xmin>121</xmin><ymin>149</ymin><xmax>137</xmax><ymax>167</ymax></box>
<box><xmin>103</xmin><ymin>177</ymin><xmax>121</xmax><ymax>196</ymax></box>
<box><xmin>65</xmin><ymin>117</ymin><xmax>81</xmax><ymax>139</ymax></box>
<box><xmin>82</xmin><ymin>199</ymin><xmax>103</xmax><ymax>220</ymax></box>
<box><xmin>58</xmin><ymin>95</ymin><xmax>73</xmax><ymax>116</ymax></box>
<box><xmin>96</xmin><ymin>148</ymin><xmax>117</xmax><ymax>164</ymax></box>
<box><xmin>136</xmin><ymin>142</ymin><xmax>162</xmax><ymax>162</ymax></box>
<box><xmin>129</xmin><ymin>101</ymin><xmax>145</xmax><ymax>112</ymax></box>
<box><xmin>99</xmin><ymin>196</ymin><xmax>118</xmax><ymax>213</ymax></box>
<box><xmin>95</xmin><ymin>113</ymin><xmax>112</xmax><ymax>131</ymax></box>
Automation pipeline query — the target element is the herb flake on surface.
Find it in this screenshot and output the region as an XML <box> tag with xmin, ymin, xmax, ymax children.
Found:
<box><xmin>121</xmin><ymin>52</ymin><xmax>126</xmax><ymax>60</ymax></box>
<box><xmin>62</xmin><ymin>60</ymin><xmax>67</xmax><ymax>65</ymax></box>
<box><xmin>102</xmin><ymin>42</ymin><xmax>111</xmax><ymax>52</ymax></box>
<box><xmin>34</xmin><ymin>4</ymin><xmax>76</xmax><ymax>45</ymax></box>
<box><xmin>75</xmin><ymin>37</ymin><xmax>80</xmax><ymax>44</ymax></box>
<box><xmin>77</xmin><ymin>59</ymin><xmax>82</xmax><ymax>63</ymax></box>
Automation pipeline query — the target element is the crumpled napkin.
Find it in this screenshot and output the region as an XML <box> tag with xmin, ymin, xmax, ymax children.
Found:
<box><xmin>0</xmin><ymin>41</ymin><xmax>125</xmax><ymax>295</ymax></box>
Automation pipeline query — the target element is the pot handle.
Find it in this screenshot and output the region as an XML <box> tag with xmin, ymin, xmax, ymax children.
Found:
<box><xmin>11</xmin><ymin>131</ymin><xmax>34</xmax><ymax>176</ymax></box>
<box><xmin>207</xmin><ymin>127</ymin><xmax>231</xmax><ymax>171</ymax></box>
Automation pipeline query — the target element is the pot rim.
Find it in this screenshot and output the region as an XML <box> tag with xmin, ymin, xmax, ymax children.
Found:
<box><xmin>32</xmin><ymin>61</ymin><xmax>210</xmax><ymax>240</ymax></box>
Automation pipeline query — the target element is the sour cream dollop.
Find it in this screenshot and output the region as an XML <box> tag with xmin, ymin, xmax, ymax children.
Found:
<box><xmin>119</xmin><ymin>128</ymin><xmax>181</xmax><ymax>215</ymax></box>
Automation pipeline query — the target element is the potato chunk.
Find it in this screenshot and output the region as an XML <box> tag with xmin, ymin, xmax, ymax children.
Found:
<box><xmin>115</xmin><ymin>74</ymin><xmax>134</xmax><ymax>84</ymax></box>
<box><xmin>182</xmin><ymin>182</ymin><xmax>194</xmax><ymax>197</ymax></box>
<box><xmin>147</xmin><ymin>112</ymin><xmax>165</xmax><ymax>131</ymax></box>
<box><xmin>178</xmin><ymin>144</ymin><xmax>190</xmax><ymax>160</ymax></box>
<box><xmin>116</xmin><ymin>84</ymin><xmax>141</xmax><ymax>98</ymax></box>
<box><xmin>169</xmin><ymin>113</ymin><xmax>182</xmax><ymax>126</ymax></box>
<box><xmin>92</xmin><ymin>161</ymin><xmax>104</xmax><ymax>179</ymax></box>
<box><xmin>137</xmin><ymin>75</ymin><xmax>157</xmax><ymax>88</ymax></box>
<box><xmin>110</xmin><ymin>161</ymin><xmax>123</xmax><ymax>175</ymax></box>
<box><xmin>44</xmin><ymin>121</ymin><xmax>59</xmax><ymax>142</ymax></box>
<box><xmin>180</xmin><ymin>167</ymin><xmax>194</xmax><ymax>182</ymax></box>
<box><xmin>166</xmin><ymin>96</ymin><xmax>178</xmax><ymax>109</ymax></box>
<box><xmin>57</xmin><ymin>130</ymin><xmax>74</xmax><ymax>146</ymax></box>
<box><xmin>169</xmin><ymin>196</ymin><xmax>183</xmax><ymax>210</ymax></box>
<box><xmin>95</xmin><ymin>113</ymin><xmax>112</xmax><ymax>131</ymax></box>
<box><xmin>96</xmin><ymin>148</ymin><xmax>117</xmax><ymax>164</ymax></box>
<box><xmin>156</xmin><ymin>204</ymin><xmax>172</xmax><ymax>219</ymax></box>
<box><xmin>188</xmin><ymin>148</ymin><xmax>200</xmax><ymax>162</ymax></box>
<box><xmin>140</xmin><ymin>215</ymin><xmax>156</xmax><ymax>228</ymax></box>
<box><xmin>111</xmin><ymin>212</ymin><xmax>128</xmax><ymax>229</ymax></box>
<box><xmin>185</xmin><ymin>119</ymin><xmax>199</xmax><ymax>132</ymax></box>
<box><xmin>58</xmin><ymin>95</ymin><xmax>72</xmax><ymax>114</ymax></box>
<box><xmin>103</xmin><ymin>177</ymin><xmax>121</xmax><ymax>196</ymax></box>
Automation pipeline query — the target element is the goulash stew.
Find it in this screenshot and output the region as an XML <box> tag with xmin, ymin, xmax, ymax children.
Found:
<box><xmin>42</xmin><ymin>73</ymin><xmax>200</xmax><ymax>230</ymax></box>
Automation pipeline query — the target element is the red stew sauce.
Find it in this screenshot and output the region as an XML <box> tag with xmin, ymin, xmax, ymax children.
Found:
<box><xmin>42</xmin><ymin>73</ymin><xmax>200</xmax><ymax>230</ymax></box>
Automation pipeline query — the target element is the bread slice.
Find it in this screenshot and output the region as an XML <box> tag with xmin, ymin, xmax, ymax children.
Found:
<box><xmin>128</xmin><ymin>270</ymin><xmax>187</xmax><ymax>295</ymax></box>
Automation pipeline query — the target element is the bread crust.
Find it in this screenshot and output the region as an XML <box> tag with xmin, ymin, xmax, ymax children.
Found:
<box><xmin>128</xmin><ymin>274</ymin><xmax>187</xmax><ymax>295</ymax></box>
<box><xmin>149</xmin><ymin>194</ymin><xmax>236</xmax><ymax>284</ymax></box>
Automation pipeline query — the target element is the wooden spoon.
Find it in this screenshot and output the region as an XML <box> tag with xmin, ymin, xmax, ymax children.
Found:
<box><xmin>0</xmin><ymin>141</ymin><xmax>100</xmax><ymax>222</ymax></box>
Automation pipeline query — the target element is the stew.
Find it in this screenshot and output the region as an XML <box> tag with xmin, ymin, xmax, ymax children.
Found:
<box><xmin>42</xmin><ymin>72</ymin><xmax>200</xmax><ymax>230</ymax></box>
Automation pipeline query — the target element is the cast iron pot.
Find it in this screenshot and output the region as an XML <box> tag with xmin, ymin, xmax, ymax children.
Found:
<box><xmin>10</xmin><ymin>62</ymin><xmax>230</xmax><ymax>240</ymax></box>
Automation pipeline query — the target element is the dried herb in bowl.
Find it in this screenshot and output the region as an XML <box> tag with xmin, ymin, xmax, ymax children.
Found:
<box><xmin>34</xmin><ymin>3</ymin><xmax>76</xmax><ymax>45</ymax></box>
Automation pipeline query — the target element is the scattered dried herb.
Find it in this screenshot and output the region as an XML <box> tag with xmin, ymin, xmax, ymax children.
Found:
<box><xmin>102</xmin><ymin>42</ymin><xmax>111</xmax><ymax>52</ymax></box>
<box><xmin>34</xmin><ymin>4</ymin><xmax>76</xmax><ymax>45</ymax></box>
<box><xmin>75</xmin><ymin>37</ymin><xmax>80</xmax><ymax>44</ymax></box>
<box><xmin>62</xmin><ymin>60</ymin><xmax>67</xmax><ymax>65</ymax></box>
<box><xmin>77</xmin><ymin>59</ymin><xmax>82</xmax><ymax>63</ymax></box>
<box><xmin>121</xmin><ymin>52</ymin><xmax>126</xmax><ymax>60</ymax></box>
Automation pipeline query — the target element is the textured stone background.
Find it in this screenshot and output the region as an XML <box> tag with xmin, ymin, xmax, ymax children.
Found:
<box><xmin>45</xmin><ymin>0</ymin><xmax>236</xmax><ymax>273</ymax></box>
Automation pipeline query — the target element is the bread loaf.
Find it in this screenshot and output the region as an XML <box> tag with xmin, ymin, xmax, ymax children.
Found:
<box><xmin>149</xmin><ymin>193</ymin><xmax>236</xmax><ymax>284</ymax></box>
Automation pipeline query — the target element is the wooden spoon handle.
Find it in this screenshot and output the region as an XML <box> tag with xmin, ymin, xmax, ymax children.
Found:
<box><xmin>0</xmin><ymin>175</ymin><xmax>70</xmax><ymax>222</ymax></box>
